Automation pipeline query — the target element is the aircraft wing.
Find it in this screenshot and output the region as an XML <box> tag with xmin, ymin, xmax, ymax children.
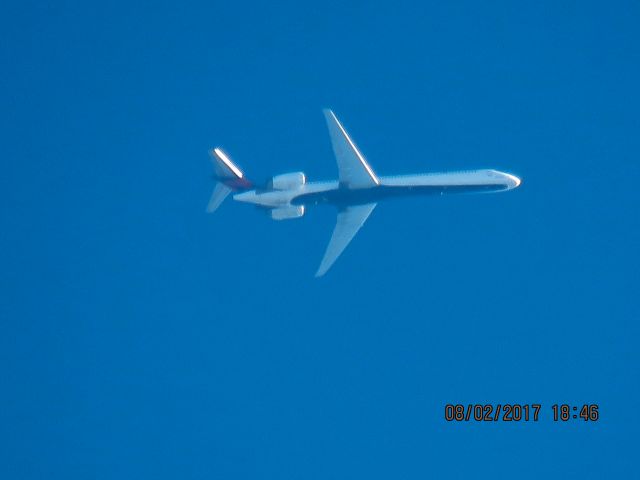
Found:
<box><xmin>323</xmin><ymin>109</ymin><xmax>380</xmax><ymax>189</ymax></box>
<box><xmin>315</xmin><ymin>203</ymin><xmax>377</xmax><ymax>277</ymax></box>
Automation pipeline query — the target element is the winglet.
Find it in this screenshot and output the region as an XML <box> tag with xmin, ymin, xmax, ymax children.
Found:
<box><xmin>323</xmin><ymin>109</ymin><xmax>380</xmax><ymax>189</ymax></box>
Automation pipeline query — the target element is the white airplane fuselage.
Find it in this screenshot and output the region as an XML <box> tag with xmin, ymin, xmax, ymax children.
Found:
<box><xmin>234</xmin><ymin>169</ymin><xmax>521</xmax><ymax>210</ymax></box>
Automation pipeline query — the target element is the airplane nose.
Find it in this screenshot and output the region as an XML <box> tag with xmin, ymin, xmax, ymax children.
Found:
<box><xmin>505</xmin><ymin>173</ymin><xmax>521</xmax><ymax>189</ymax></box>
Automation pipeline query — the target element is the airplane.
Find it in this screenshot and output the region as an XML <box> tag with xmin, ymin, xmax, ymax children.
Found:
<box><xmin>207</xmin><ymin>109</ymin><xmax>521</xmax><ymax>277</ymax></box>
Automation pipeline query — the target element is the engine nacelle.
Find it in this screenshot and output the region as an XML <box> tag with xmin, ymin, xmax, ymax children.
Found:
<box><xmin>270</xmin><ymin>205</ymin><xmax>305</xmax><ymax>220</ymax></box>
<box><xmin>269</xmin><ymin>172</ymin><xmax>306</xmax><ymax>190</ymax></box>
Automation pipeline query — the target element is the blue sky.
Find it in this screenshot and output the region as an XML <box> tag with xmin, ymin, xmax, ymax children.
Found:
<box><xmin>1</xmin><ymin>0</ymin><xmax>639</xmax><ymax>478</ymax></box>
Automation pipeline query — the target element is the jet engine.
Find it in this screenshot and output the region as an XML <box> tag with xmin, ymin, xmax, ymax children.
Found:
<box><xmin>269</xmin><ymin>172</ymin><xmax>306</xmax><ymax>190</ymax></box>
<box><xmin>270</xmin><ymin>205</ymin><xmax>305</xmax><ymax>220</ymax></box>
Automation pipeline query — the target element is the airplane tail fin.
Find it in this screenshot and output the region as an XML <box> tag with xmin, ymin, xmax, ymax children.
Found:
<box><xmin>207</xmin><ymin>148</ymin><xmax>253</xmax><ymax>213</ymax></box>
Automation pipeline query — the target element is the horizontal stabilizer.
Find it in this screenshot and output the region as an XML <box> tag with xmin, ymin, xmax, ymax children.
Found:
<box><xmin>206</xmin><ymin>182</ymin><xmax>232</xmax><ymax>213</ymax></box>
<box><xmin>210</xmin><ymin>148</ymin><xmax>244</xmax><ymax>179</ymax></box>
<box><xmin>207</xmin><ymin>148</ymin><xmax>252</xmax><ymax>213</ymax></box>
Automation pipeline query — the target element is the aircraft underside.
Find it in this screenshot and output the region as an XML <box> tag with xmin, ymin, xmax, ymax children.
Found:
<box><xmin>291</xmin><ymin>182</ymin><xmax>510</xmax><ymax>207</ymax></box>
<box><xmin>207</xmin><ymin>109</ymin><xmax>521</xmax><ymax>276</ymax></box>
